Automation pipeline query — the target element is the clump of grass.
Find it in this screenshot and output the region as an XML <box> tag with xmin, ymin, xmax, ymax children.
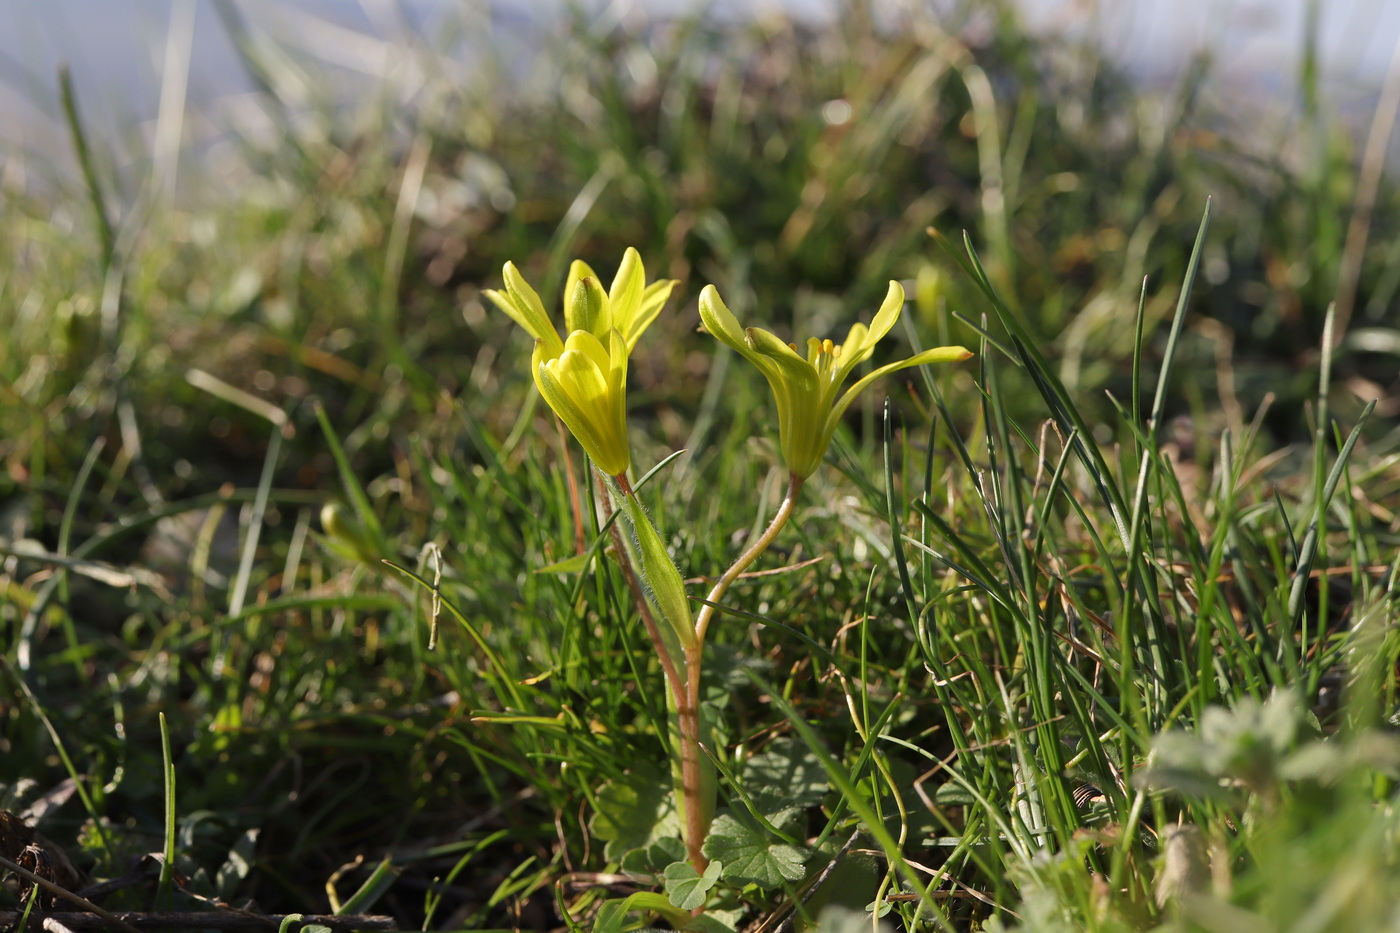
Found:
<box><xmin>1</xmin><ymin>1</ymin><xmax>1398</xmax><ymax>930</ymax></box>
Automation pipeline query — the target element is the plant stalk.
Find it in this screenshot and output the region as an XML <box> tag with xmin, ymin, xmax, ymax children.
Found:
<box><xmin>694</xmin><ymin>473</ymin><xmax>804</xmax><ymax>644</ymax></box>
<box><xmin>598</xmin><ymin>473</ymin><xmax>687</xmax><ymax>703</ymax></box>
<box><xmin>681</xmin><ymin>471</ymin><xmax>804</xmax><ymax>870</ymax></box>
<box><xmin>608</xmin><ymin>470</ymin><xmax>803</xmax><ymax>875</ymax></box>
<box><xmin>602</xmin><ymin>472</ymin><xmax>704</xmax><ymax>870</ymax></box>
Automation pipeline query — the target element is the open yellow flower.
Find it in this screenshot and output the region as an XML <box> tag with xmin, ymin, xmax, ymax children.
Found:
<box><xmin>483</xmin><ymin>247</ymin><xmax>677</xmax><ymax>357</ymax></box>
<box><xmin>483</xmin><ymin>248</ymin><xmax>677</xmax><ymax>477</ymax></box>
<box><xmin>699</xmin><ymin>281</ymin><xmax>972</xmax><ymax>479</ymax></box>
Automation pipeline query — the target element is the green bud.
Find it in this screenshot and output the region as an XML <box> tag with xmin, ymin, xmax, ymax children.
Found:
<box><xmin>320</xmin><ymin>501</ymin><xmax>379</xmax><ymax>563</ymax></box>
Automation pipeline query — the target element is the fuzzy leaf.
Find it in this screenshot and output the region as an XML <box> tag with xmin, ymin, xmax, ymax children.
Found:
<box><xmin>619</xmin><ymin>492</ymin><xmax>695</xmax><ymax>651</ymax></box>
<box><xmin>620</xmin><ymin>835</ymin><xmax>687</xmax><ymax>874</ymax></box>
<box><xmin>663</xmin><ymin>859</ymin><xmax>722</xmax><ymax>911</ymax></box>
<box><xmin>742</xmin><ymin>738</ymin><xmax>829</xmax><ymax>813</ymax></box>
<box><xmin>589</xmin><ymin>766</ymin><xmax>680</xmax><ymax>862</ymax></box>
<box><xmin>703</xmin><ymin>812</ymin><xmax>808</xmax><ymax>888</ymax></box>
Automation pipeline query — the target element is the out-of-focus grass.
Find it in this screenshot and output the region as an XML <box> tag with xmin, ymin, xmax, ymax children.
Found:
<box><xmin>1</xmin><ymin>1</ymin><xmax>1398</xmax><ymax>930</ymax></box>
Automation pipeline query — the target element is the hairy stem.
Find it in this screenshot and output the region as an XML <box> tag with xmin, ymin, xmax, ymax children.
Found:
<box><xmin>602</xmin><ymin>472</ymin><xmax>705</xmax><ymax>870</ymax></box>
<box><xmin>598</xmin><ymin>472</ymin><xmax>686</xmax><ymax>707</ymax></box>
<box><xmin>609</xmin><ymin>470</ymin><xmax>804</xmax><ymax>876</ymax></box>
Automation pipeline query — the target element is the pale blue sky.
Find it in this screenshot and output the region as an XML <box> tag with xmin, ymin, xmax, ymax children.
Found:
<box><xmin>3</xmin><ymin>0</ymin><xmax>1399</xmax><ymax>172</ymax></box>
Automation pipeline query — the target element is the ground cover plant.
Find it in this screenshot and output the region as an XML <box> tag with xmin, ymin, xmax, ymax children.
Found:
<box><xmin>2</xmin><ymin>1</ymin><xmax>1399</xmax><ymax>931</ymax></box>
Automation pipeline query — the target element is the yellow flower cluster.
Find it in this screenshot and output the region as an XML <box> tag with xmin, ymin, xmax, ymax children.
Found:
<box><xmin>486</xmin><ymin>250</ymin><xmax>970</xmax><ymax>480</ymax></box>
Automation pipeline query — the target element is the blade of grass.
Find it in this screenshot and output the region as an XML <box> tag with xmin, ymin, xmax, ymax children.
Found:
<box><xmin>157</xmin><ymin>712</ymin><xmax>176</xmax><ymax>909</ymax></box>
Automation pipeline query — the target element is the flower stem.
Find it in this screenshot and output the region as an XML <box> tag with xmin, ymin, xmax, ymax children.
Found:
<box><xmin>606</xmin><ymin>469</ymin><xmax>804</xmax><ymax>878</ymax></box>
<box><xmin>693</xmin><ymin>472</ymin><xmax>804</xmax><ymax>644</ymax></box>
<box><xmin>601</xmin><ymin>471</ymin><xmax>707</xmax><ymax>872</ymax></box>
<box><xmin>596</xmin><ymin>472</ymin><xmax>686</xmax><ymax>706</ymax></box>
<box><xmin>677</xmin><ymin>471</ymin><xmax>803</xmax><ymax>874</ymax></box>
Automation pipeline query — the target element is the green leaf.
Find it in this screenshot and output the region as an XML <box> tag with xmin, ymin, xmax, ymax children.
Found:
<box><xmin>592</xmin><ymin>892</ymin><xmax>692</xmax><ymax>933</ymax></box>
<box><xmin>742</xmin><ymin>737</ymin><xmax>829</xmax><ymax>813</ymax></box>
<box><xmin>687</xmin><ymin>909</ymin><xmax>743</xmax><ymax>933</ymax></box>
<box><xmin>589</xmin><ymin>766</ymin><xmax>681</xmax><ymax>862</ymax></box>
<box><xmin>533</xmin><ymin>551</ymin><xmax>594</xmax><ymax>575</ymax></box>
<box><xmin>619</xmin><ymin>492</ymin><xmax>695</xmax><ymax>651</ymax></box>
<box><xmin>703</xmin><ymin>812</ymin><xmax>808</xmax><ymax>888</ymax></box>
<box><xmin>663</xmin><ymin>859</ymin><xmax>723</xmax><ymax>911</ymax></box>
<box><xmin>334</xmin><ymin>856</ymin><xmax>397</xmax><ymax>915</ymax></box>
<box><xmin>620</xmin><ymin>835</ymin><xmax>688</xmax><ymax>874</ymax></box>
<box><xmin>215</xmin><ymin>828</ymin><xmax>259</xmax><ymax>900</ymax></box>
<box><xmin>591</xmin><ymin>899</ymin><xmax>631</xmax><ymax>933</ymax></box>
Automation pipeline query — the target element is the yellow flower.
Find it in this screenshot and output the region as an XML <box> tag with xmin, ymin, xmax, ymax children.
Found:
<box><xmin>698</xmin><ymin>281</ymin><xmax>972</xmax><ymax>479</ymax></box>
<box><xmin>531</xmin><ymin>328</ymin><xmax>631</xmax><ymax>477</ymax></box>
<box><xmin>483</xmin><ymin>247</ymin><xmax>677</xmax><ymax>356</ymax></box>
<box><xmin>483</xmin><ymin>248</ymin><xmax>677</xmax><ymax>476</ymax></box>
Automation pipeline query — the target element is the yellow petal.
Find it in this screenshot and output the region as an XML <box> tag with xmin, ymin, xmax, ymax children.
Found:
<box><xmin>566</xmin><ymin>276</ymin><xmax>609</xmax><ymax>337</ymax></box>
<box><xmin>830</xmin><ymin>345</ymin><xmax>973</xmax><ymax>426</ymax></box>
<box><xmin>697</xmin><ymin>285</ymin><xmax>753</xmax><ymax>356</ymax></box>
<box><xmin>538</xmin><ymin>344</ymin><xmax>629</xmax><ymax>476</ymax></box>
<box><xmin>608</xmin><ymin>246</ymin><xmax>645</xmax><ymax>332</ymax></box>
<box><xmin>563</xmin><ymin>259</ymin><xmax>600</xmax><ymax>318</ymax></box>
<box><xmin>624</xmin><ymin>277</ymin><xmax>678</xmax><ymax>351</ymax></box>
<box><xmin>866</xmin><ymin>281</ymin><xmax>905</xmax><ymax>346</ymax></box>
<box><xmin>485</xmin><ymin>263</ymin><xmax>564</xmax><ymax>359</ymax></box>
<box><xmin>563</xmin><ymin>329</ymin><xmax>612</xmax><ymax>373</ymax></box>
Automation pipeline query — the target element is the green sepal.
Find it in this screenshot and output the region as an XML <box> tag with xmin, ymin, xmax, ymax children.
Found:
<box><xmin>591</xmin><ymin>892</ymin><xmax>692</xmax><ymax>933</ymax></box>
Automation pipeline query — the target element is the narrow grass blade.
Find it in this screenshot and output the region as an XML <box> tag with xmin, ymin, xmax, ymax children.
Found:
<box><xmin>228</xmin><ymin>426</ymin><xmax>284</xmax><ymax>619</ymax></box>
<box><xmin>748</xmin><ymin>670</ymin><xmax>953</xmax><ymax>930</ymax></box>
<box><xmin>58</xmin><ymin>65</ymin><xmax>114</xmax><ymax>266</ymax></box>
<box><xmin>333</xmin><ymin>857</ymin><xmax>398</xmax><ymax>915</ymax></box>
<box><xmin>1287</xmin><ymin>399</ymin><xmax>1377</xmax><ymax>631</ymax></box>
<box><xmin>315</xmin><ymin>402</ymin><xmax>386</xmax><ymax>548</ymax></box>
<box><xmin>157</xmin><ymin>712</ymin><xmax>176</xmax><ymax>909</ymax></box>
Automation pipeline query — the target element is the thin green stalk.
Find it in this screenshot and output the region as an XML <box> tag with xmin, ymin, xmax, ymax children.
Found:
<box><xmin>693</xmin><ymin>472</ymin><xmax>803</xmax><ymax>644</ymax></box>
<box><xmin>157</xmin><ymin>712</ymin><xmax>176</xmax><ymax>909</ymax></box>
<box><xmin>57</xmin><ymin>65</ymin><xmax>114</xmax><ymax>267</ymax></box>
